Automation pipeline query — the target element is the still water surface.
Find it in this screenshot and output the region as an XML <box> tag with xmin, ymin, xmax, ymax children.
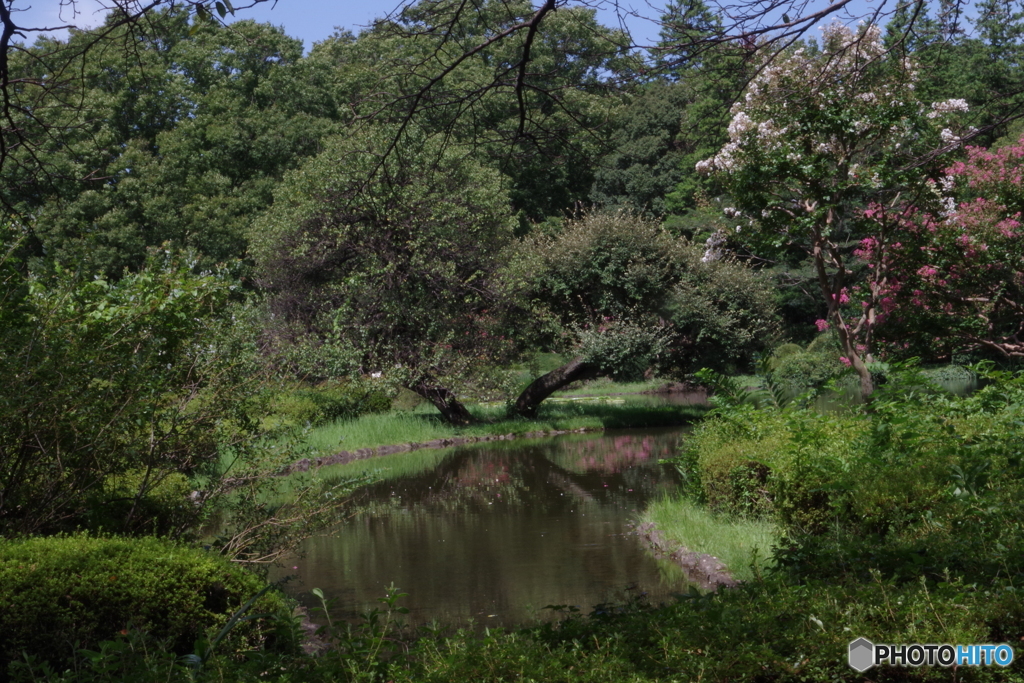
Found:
<box><xmin>272</xmin><ymin>428</ymin><xmax>688</xmax><ymax>628</ymax></box>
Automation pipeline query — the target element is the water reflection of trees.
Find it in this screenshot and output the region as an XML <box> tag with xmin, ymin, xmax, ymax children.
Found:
<box><xmin>340</xmin><ymin>432</ymin><xmax>682</xmax><ymax>518</ymax></box>
<box><xmin>279</xmin><ymin>431</ymin><xmax>688</xmax><ymax>627</ymax></box>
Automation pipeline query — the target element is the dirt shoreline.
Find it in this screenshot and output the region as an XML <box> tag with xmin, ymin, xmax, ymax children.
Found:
<box><xmin>632</xmin><ymin>522</ymin><xmax>738</xmax><ymax>591</ymax></box>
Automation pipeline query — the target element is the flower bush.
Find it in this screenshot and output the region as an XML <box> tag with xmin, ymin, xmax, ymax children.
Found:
<box><xmin>698</xmin><ymin>22</ymin><xmax>971</xmax><ymax>397</ymax></box>
<box><xmin>877</xmin><ymin>137</ymin><xmax>1024</xmax><ymax>361</ymax></box>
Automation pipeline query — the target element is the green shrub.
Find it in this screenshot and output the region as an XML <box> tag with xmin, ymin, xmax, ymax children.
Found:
<box><xmin>767</xmin><ymin>342</ymin><xmax>803</xmax><ymax>370</ymax></box>
<box><xmin>677</xmin><ymin>367</ymin><xmax>1024</xmax><ymax>582</ymax></box>
<box><xmin>269</xmin><ymin>380</ymin><xmax>393</xmax><ymax>429</ymax></box>
<box><xmin>805</xmin><ymin>329</ymin><xmax>842</xmax><ymax>355</ymax></box>
<box><xmin>85</xmin><ymin>470</ymin><xmax>194</xmax><ymax>536</ymax></box>
<box><xmin>770</xmin><ymin>349</ymin><xmax>845</xmax><ymax>390</ymax></box>
<box><xmin>0</xmin><ymin>535</ymin><xmax>289</xmax><ymax>673</ymax></box>
<box><xmin>681</xmin><ymin>406</ymin><xmax>865</xmax><ymax>530</ymax></box>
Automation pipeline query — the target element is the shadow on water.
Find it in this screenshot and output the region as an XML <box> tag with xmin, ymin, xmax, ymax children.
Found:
<box><xmin>270</xmin><ymin>428</ymin><xmax>689</xmax><ymax>629</ymax></box>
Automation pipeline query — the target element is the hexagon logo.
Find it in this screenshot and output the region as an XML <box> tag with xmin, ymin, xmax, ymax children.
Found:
<box><xmin>849</xmin><ymin>637</ymin><xmax>875</xmax><ymax>672</ymax></box>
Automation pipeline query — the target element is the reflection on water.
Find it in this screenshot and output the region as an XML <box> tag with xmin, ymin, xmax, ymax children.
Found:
<box><xmin>270</xmin><ymin>428</ymin><xmax>686</xmax><ymax>628</ymax></box>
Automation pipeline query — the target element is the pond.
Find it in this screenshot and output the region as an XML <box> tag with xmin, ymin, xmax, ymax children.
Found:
<box><xmin>270</xmin><ymin>427</ymin><xmax>690</xmax><ymax>629</ymax></box>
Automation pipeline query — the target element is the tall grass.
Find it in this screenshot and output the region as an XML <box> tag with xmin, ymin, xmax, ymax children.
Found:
<box><xmin>640</xmin><ymin>496</ymin><xmax>779</xmax><ymax>582</ymax></box>
<box><xmin>302</xmin><ymin>411</ymin><xmax>458</xmax><ymax>454</ymax></box>
<box><xmin>297</xmin><ymin>399</ymin><xmax>707</xmax><ymax>457</ymax></box>
<box><xmin>554</xmin><ymin>378</ymin><xmax>674</xmax><ymax>396</ymax></box>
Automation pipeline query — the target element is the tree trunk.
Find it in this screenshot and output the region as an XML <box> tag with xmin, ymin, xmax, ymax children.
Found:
<box><xmin>810</xmin><ymin>216</ymin><xmax>874</xmax><ymax>402</ymax></box>
<box><xmin>512</xmin><ymin>357</ymin><xmax>601</xmax><ymax>419</ymax></box>
<box><xmin>835</xmin><ymin>323</ymin><xmax>874</xmax><ymax>402</ymax></box>
<box><xmin>409</xmin><ymin>379</ymin><xmax>476</xmax><ymax>426</ymax></box>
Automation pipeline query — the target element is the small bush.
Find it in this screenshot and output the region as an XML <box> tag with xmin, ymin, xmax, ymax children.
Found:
<box><xmin>768</xmin><ymin>342</ymin><xmax>803</xmax><ymax>369</ymax></box>
<box><xmin>681</xmin><ymin>406</ymin><xmax>865</xmax><ymax>530</ymax></box>
<box><xmin>269</xmin><ymin>380</ymin><xmax>393</xmax><ymax>429</ymax></box>
<box><xmin>85</xmin><ymin>470</ymin><xmax>194</xmax><ymax>536</ymax></box>
<box><xmin>770</xmin><ymin>350</ymin><xmax>845</xmax><ymax>390</ymax></box>
<box><xmin>0</xmin><ymin>535</ymin><xmax>289</xmax><ymax>673</ymax></box>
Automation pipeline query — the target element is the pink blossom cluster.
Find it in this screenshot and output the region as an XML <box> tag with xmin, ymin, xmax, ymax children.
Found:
<box><xmin>865</xmin><ymin>134</ymin><xmax>1024</xmax><ymax>357</ymax></box>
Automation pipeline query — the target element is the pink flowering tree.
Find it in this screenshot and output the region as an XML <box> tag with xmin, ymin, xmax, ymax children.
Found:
<box><xmin>697</xmin><ymin>22</ymin><xmax>971</xmax><ymax>399</ymax></box>
<box><xmin>877</xmin><ymin>139</ymin><xmax>1024</xmax><ymax>360</ymax></box>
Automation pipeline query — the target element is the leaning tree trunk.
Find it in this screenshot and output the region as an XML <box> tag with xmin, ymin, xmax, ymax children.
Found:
<box><xmin>512</xmin><ymin>357</ymin><xmax>601</xmax><ymax>419</ymax></box>
<box><xmin>409</xmin><ymin>379</ymin><xmax>476</xmax><ymax>426</ymax></box>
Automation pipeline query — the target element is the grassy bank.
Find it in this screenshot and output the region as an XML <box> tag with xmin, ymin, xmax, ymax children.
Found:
<box><xmin>297</xmin><ymin>394</ymin><xmax>706</xmax><ymax>458</ymax></box>
<box><xmin>640</xmin><ymin>496</ymin><xmax>780</xmax><ymax>582</ymax></box>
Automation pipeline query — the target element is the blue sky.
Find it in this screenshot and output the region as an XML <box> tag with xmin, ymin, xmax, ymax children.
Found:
<box><xmin>11</xmin><ymin>0</ymin><xmax>673</xmax><ymax>50</ymax></box>
<box><xmin>11</xmin><ymin>0</ymin><xmax>950</xmax><ymax>54</ymax></box>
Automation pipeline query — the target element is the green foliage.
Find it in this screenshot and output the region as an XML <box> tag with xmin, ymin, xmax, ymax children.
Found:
<box><xmin>590</xmin><ymin>83</ymin><xmax>692</xmax><ymax>216</ymax></box>
<box><xmin>411</xmin><ymin>574</ymin><xmax>1023</xmax><ymax>683</ymax></box>
<box><xmin>87</xmin><ymin>471</ymin><xmax>194</xmax><ymax>537</ymax></box>
<box><xmin>268</xmin><ymin>381</ymin><xmax>394</xmax><ymax>430</ymax></box>
<box><xmin>770</xmin><ymin>349</ymin><xmax>846</xmax><ymax>390</ymax></box>
<box><xmin>253</xmin><ymin>126</ymin><xmax>519</xmax><ymax>393</ymax></box>
<box><xmin>0</xmin><ymin>535</ymin><xmax>289</xmax><ymax>674</ymax></box>
<box><xmin>519</xmin><ymin>210</ymin><xmax>780</xmax><ymax>376</ymax></box>
<box><xmin>664</xmin><ymin>253</ymin><xmax>782</xmax><ymax>375</ymax></box>
<box><xmin>12</xmin><ymin>10</ymin><xmax>339</xmax><ymax>276</ymax></box>
<box><xmin>577</xmin><ymin>320</ymin><xmax>670</xmax><ymax>381</ymax></box>
<box><xmin>306</xmin><ymin>584</ymin><xmax>413</xmax><ymax>681</ymax></box>
<box><xmin>769</xmin><ymin>343</ymin><xmax>804</xmax><ymax>366</ymax></box>
<box><xmin>761</xmin><ymin>331</ymin><xmax>848</xmax><ymax>392</ymax></box>
<box><xmin>0</xmin><ymin>236</ymin><xmax>260</xmax><ymax>537</ymax></box>
<box><xmin>676</xmin><ymin>365</ymin><xmax>1024</xmax><ymax>587</ymax></box>
<box><xmin>311</xmin><ymin>0</ymin><xmax>633</xmax><ymax>223</ymax></box>
<box><xmin>676</xmin><ymin>404</ymin><xmax>865</xmax><ymax>529</ymax></box>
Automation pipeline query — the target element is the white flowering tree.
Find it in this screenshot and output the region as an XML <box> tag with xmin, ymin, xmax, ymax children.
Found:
<box><xmin>698</xmin><ymin>22</ymin><xmax>972</xmax><ymax>399</ymax></box>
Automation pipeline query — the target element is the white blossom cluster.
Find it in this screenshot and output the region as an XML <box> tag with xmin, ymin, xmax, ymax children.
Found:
<box><xmin>696</xmin><ymin>22</ymin><xmax>903</xmax><ymax>177</ymax></box>
<box><xmin>930</xmin><ymin>174</ymin><xmax>959</xmax><ymax>219</ymax></box>
<box><xmin>927</xmin><ymin>99</ymin><xmax>970</xmax><ymax>119</ymax></box>
<box><xmin>701</xmin><ymin>230</ymin><xmax>728</xmax><ymax>263</ymax></box>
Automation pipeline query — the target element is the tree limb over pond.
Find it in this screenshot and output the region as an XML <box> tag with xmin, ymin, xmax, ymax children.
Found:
<box><xmin>513</xmin><ymin>356</ymin><xmax>600</xmax><ymax>419</ymax></box>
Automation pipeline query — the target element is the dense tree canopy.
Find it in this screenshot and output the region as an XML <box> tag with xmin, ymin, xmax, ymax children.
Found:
<box><xmin>253</xmin><ymin>127</ymin><xmax>519</xmax><ymax>424</ymax></box>
<box><xmin>8</xmin><ymin>11</ymin><xmax>341</xmax><ymax>276</ymax></box>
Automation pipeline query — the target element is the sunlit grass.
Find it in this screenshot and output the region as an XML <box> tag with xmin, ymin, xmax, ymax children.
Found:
<box><xmin>641</xmin><ymin>496</ymin><xmax>779</xmax><ymax>583</ymax></box>
<box><xmin>302</xmin><ymin>411</ymin><xmax>456</xmax><ymax>453</ymax></box>
<box><xmin>552</xmin><ymin>377</ymin><xmax>673</xmax><ymax>397</ymax></box>
<box><xmin>295</xmin><ymin>398</ymin><xmax>708</xmax><ymax>459</ymax></box>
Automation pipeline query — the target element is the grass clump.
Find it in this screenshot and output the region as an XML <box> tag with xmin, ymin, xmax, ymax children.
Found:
<box><xmin>264</xmin><ymin>379</ymin><xmax>393</xmax><ymax>431</ymax></box>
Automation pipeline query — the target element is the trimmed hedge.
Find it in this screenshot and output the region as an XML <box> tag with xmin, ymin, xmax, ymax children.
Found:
<box><xmin>0</xmin><ymin>535</ymin><xmax>288</xmax><ymax>673</ymax></box>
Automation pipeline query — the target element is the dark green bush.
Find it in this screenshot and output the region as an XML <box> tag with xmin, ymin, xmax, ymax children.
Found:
<box><xmin>85</xmin><ymin>470</ymin><xmax>194</xmax><ymax>537</ymax></box>
<box><xmin>0</xmin><ymin>535</ymin><xmax>289</xmax><ymax>673</ymax></box>
<box><xmin>679</xmin><ymin>405</ymin><xmax>864</xmax><ymax>531</ymax></box>
<box><xmin>770</xmin><ymin>349</ymin><xmax>845</xmax><ymax>389</ymax></box>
